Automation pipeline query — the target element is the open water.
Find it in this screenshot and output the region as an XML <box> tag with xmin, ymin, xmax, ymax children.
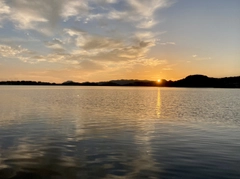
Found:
<box><xmin>0</xmin><ymin>86</ymin><xmax>240</xmax><ymax>179</ymax></box>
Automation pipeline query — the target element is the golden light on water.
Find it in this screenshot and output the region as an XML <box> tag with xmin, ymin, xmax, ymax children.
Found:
<box><xmin>156</xmin><ymin>88</ymin><xmax>161</xmax><ymax>118</ymax></box>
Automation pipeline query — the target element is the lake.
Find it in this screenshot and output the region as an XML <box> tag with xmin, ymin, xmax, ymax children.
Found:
<box><xmin>0</xmin><ymin>86</ymin><xmax>240</xmax><ymax>179</ymax></box>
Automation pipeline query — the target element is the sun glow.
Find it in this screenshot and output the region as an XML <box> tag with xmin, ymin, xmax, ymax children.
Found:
<box><xmin>157</xmin><ymin>79</ymin><xmax>161</xmax><ymax>83</ymax></box>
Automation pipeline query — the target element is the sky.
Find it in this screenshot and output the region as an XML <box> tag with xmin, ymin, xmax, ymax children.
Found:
<box><xmin>0</xmin><ymin>0</ymin><xmax>239</xmax><ymax>82</ymax></box>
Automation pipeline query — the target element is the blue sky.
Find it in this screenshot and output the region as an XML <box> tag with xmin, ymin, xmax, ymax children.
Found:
<box><xmin>0</xmin><ymin>0</ymin><xmax>239</xmax><ymax>82</ymax></box>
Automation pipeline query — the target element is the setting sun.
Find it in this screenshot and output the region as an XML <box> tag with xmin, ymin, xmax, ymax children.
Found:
<box><xmin>157</xmin><ymin>79</ymin><xmax>161</xmax><ymax>83</ymax></box>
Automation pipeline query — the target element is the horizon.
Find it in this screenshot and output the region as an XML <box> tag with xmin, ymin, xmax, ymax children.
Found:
<box><xmin>0</xmin><ymin>73</ymin><xmax>239</xmax><ymax>84</ymax></box>
<box><xmin>0</xmin><ymin>0</ymin><xmax>240</xmax><ymax>82</ymax></box>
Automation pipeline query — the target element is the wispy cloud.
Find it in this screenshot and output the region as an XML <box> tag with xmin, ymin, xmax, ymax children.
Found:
<box><xmin>0</xmin><ymin>44</ymin><xmax>30</xmax><ymax>59</ymax></box>
<box><xmin>160</xmin><ymin>42</ymin><xmax>176</xmax><ymax>45</ymax></box>
<box><xmin>191</xmin><ymin>55</ymin><xmax>212</xmax><ymax>61</ymax></box>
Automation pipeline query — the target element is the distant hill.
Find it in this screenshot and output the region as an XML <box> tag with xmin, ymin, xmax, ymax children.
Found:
<box><xmin>0</xmin><ymin>75</ymin><xmax>240</xmax><ymax>88</ymax></box>
<box><xmin>170</xmin><ymin>75</ymin><xmax>240</xmax><ymax>88</ymax></box>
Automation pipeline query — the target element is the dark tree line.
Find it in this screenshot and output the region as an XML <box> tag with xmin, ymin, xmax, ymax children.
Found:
<box><xmin>0</xmin><ymin>75</ymin><xmax>240</xmax><ymax>88</ymax></box>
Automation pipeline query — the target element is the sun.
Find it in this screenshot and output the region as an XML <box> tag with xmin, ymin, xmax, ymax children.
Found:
<box><xmin>157</xmin><ymin>79</ymin><xmax>161</xmax><ymax>83</ymax></box>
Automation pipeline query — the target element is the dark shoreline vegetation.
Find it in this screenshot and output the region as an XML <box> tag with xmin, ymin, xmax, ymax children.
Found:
<box><xmin>0</xmin><ymin>75</ymin><xmax>240</xmax><ymax>88</ymax></box>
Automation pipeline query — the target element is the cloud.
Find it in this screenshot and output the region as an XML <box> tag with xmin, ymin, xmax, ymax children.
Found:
<box><xmin>137</xmin><ymin>19</ymin><xmax>158</xmax><ymax>29</ymax></box>
<box><xmin>45</xmin><ymin>38</ymin><xmax>65</xmax><ymax>51</ymax></box>
<box><xmin>0</xmin><ymin>44</ymin><xmax>43</xmax><ymax>64</ymax></box>
<box><xmin>0</xmin><ymin>44</ymin><xmax>69</xmax><ymax>64</ymax></box>
<box><xmin>0</xmin><ymin>1</ymin><xmax>10</xmax><ymax>14</ymax></box>
<box><xmin>160</xmin><ymin>42</ymin><xmax>176</xmax><ymax>45</ymax></box>
<box><xmin>0</xmin><ymin>0</ymin><xmax>175</xmax><ymax>81</ymax></box>
<box><xmin>0</xmin><ymin>27</ymin><xmax>161</xmax><ymax>69</ymax></box>
<box><xmin>134</xmin><ymin>31</ymin><xmax>163</xmax><ymax>43</ymax></box>
<box><xmin>101</xmin><ymin>0</ymin><xmax>174</xmax><ymax>29</ymax></box>
<box><xmin>126</xmin><ymin>0</ymin><xmax>171</xmax><ymax>28</ymax></box>
<box><xmin>0</xmin><ymin>0</ymin><xmax>62</xmax><ymax>34</ymax></box>
<box><xmin>63</xmin><ymin>28</ymin><xmax>157</xmax><ymax>63</ymax></box>
<box><xmin>0</xmin><ymin>0</ymin><xmax>92</xmax><ymax>34</ymax></box>
<box><xmin>0</xmin><ymin>0</ymin><xmax>10</xmax><ymax>27</ymax></box>
<box><xmin>64</xmin><ymin>28</ymin><xmax>126</xmax><ymax>51</ymax></box>
<box><xmin>61</xmin><ymin>0</ymin><xmax>89</xmax><ymax>21</ymax></box>
<box><xmin>139</xmin><ymin>58</ymin><xmax>167</xmax><ymax>67</ymax></box>
<box><xmin>191</xmin><ymin>55</ymin><xmax>212</xmax><ymax>61</ymax></box>
<box><xmin>0</xmin><ymin>0</ymin><xmax>173</xmax><ymax>33</ymax></box>
<box><xmin>83</xmin><ymin>41</ymin><xmax>155</xmax><ymax>62</ymax></box>
<box><xmin>0</xmin><ymin>44</ymin><xmax>30</xmax><ymax>58</ymax></box>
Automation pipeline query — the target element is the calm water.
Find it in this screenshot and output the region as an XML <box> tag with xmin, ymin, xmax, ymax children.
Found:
<box><xmin>0</xmin><ymin>86</ymin><xmax>240</xmax><ymax>179</ymax></box>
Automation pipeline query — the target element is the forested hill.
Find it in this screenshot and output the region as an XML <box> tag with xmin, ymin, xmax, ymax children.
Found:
<box><xmin>168</xmin><ymin>75</ymin><xmax>240</xmax><ymax>88</ymax></box>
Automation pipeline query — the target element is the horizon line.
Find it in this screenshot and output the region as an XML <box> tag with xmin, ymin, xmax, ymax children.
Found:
<box><xmin>1</xmin><ymin>74</ymin><xmax>240</xmax><ymax>84</ymax></box>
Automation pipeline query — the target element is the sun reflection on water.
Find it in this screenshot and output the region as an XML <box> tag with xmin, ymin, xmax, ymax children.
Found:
<box><xmin>156</xmin><ymin>88</ymin><xmax>161</xmax><ymax>118</ymax></box>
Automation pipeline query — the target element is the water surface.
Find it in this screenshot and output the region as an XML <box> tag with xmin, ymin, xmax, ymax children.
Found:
<box><xmin>0</xmin><ymin>86</ymin><xmax>240</xmax><ymax>178</ymax></box>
